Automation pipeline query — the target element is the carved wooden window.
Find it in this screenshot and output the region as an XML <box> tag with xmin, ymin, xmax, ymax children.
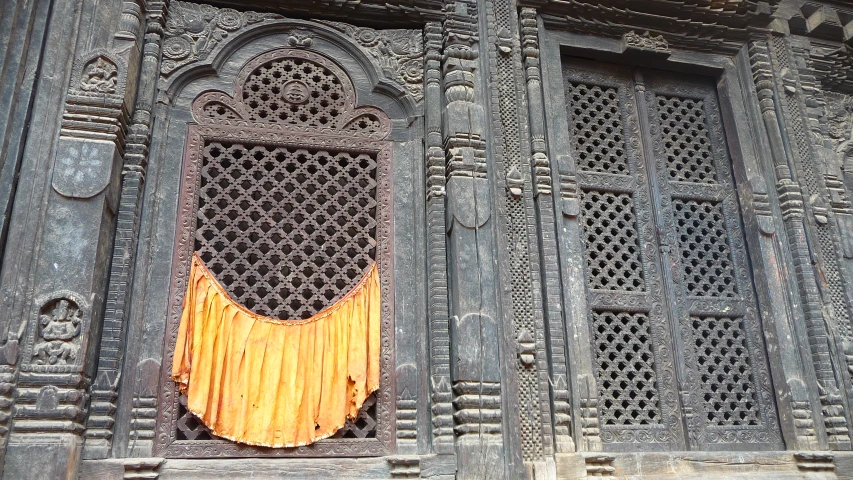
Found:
<box><xmin>158</xmin><ymin>49</ymin><xmax>393</xmax><ymax>457</ymax></box>
<box><xmin>562</xmin><ymin>59</ymin><xmax>781</xmax><ymax>451</ymax></box>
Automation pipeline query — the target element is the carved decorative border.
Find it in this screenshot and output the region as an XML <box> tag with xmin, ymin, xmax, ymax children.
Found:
<box><xmin>191</xmin><ymin>48</ymin><xmax>392</xmax><ymax>140</ymax></box>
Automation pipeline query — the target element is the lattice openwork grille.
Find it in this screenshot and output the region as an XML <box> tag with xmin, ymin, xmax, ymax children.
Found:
<box><xmin>238</xmin><ymin>56</ymin><xmax>383</xmax><ymax>135</ymax></box>
<box><xmin>492</xmin><ymin>0</ymin><xmax>545</xmax><ymax>460</ymax></box>
<box><xmin>656</xmin><ymin>95</ymin><xmax>716</xmax><ymax>184</ymax></box>
<box><xmin>579</xmin><ymin>190</ymin><xmax>645</xmax><ymax>291</ymax></box>
<box><xmin>195</xmin><ymin>141</ymin><xmax>378</xmax><ymax>320</ymax></box>
<box><xmin>176</xmin><ymin>393</ymin><xmax>378</xmax><ymax>440</ymax></box>
<box><xmin>592</xmin><ymin>311</ymin><xmax>661</xmax><ymax>426</ymax></box>
<box><xmin>673</xmin><ymin>199</ymin><xmax>737</xmax><ymax>297</ymax></box>
<box><xmin>691</xmin><ymin>316</ymin><xmax>759</xmax><ymax>426</ymax></box>
<box><xmin>160</xmin><ymin>47</ymin><xmax>394</xmax><ymax>457</ymax></box>
<box><xmin>567</xmin><ymin>83</ymin><xmax>628</xmax><ymax>174</ymax></box>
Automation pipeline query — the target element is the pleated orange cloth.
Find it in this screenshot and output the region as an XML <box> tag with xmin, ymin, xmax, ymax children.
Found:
<box><xmin>172</xmin><ymin>252</ymin><xmax>380</xmax><ymax>448</ymax></box>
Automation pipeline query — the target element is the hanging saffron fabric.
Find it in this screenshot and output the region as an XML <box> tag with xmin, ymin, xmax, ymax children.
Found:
<box><xmin>172</xmin><ymin>252</ymin><xmax>381</xmax><ymax>448</ymax></box>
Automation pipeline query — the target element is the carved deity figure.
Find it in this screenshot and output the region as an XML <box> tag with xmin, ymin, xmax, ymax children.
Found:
<box><xmin>826</xmin><ymin>94</ymin><xmax>853</xmax><ymax>189</ymax></box>
<box><xmin>80</xmin><ymin>57</ymin><xmax>118</xmax><ymax>94</ymax></box>
<box><xmin>33</xmin><ymin>299</ymin><xmax>82</xmax><ymax>365</ymax></box>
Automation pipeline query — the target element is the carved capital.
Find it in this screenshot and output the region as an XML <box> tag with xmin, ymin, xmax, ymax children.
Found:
<box><xmin>559</xmin><ymin>172</ymin><xmax>580</xmax><ymax>217</ymax></box>
<box><xmin>777</xmin><ymin>180</ymin><xmax>805</xmax><ymax>220</ymax></box>
<box><xmin>115</xmin><ymin>0</ymin><xmax>144</xmax><ymax>41</ymax></box>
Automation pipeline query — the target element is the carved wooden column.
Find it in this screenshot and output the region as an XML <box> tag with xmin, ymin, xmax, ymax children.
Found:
<box><xmin>825</xmin><ymin>91</ymin><xmax>853</xmax><ymax>257</ymax></box>
<box><xmin>0</xmin><ymin>0</ymin><xmax>57</xmax><ymax>470</ymax></box>
<box><xmin>748</xmin><ymin>37</ymin><xmax>837</xmax><ymax>450</ymax></box>
<box><xmin>1</xmin><ymin>0</ymin><xmax>144</xmax><ymax>478</ymax></box>
<box><xmin>769</xmin><ymin>34</ymin><xmax>853</xmax><ymax>449</ymax></box>
<box><xmin>424</xmin><ymin>21</ymin><xmax>456</xmax><ymax>464</ymax></box>
<box><xmin>83</xmin><ymin>0</ymin><xmax>166</xmax><ymax>459</ymax></box>
<box><xmin>482</xmin><ymin>0</ymin><xmax>552</xmax><ymax>473</ymax></box>
<box><xmin>441</xmin><ymin>1</ymin><xmax>507</xmax><ymax>478</ymax></box>
<box><xmin>537</xmin><ymin>33</ymin><xmax>603</xmax><ymax>456</ymax></box>
<box><xmin>520</xmin><ymin>8</ymin><xmax>574</xmax><ymax>457</ymax></box>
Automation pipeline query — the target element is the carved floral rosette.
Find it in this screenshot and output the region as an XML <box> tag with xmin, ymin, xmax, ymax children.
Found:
<box><xmin>161</xmin><ymin>1</ymin><xmax>284</xmax><ymax>76</ymax></box>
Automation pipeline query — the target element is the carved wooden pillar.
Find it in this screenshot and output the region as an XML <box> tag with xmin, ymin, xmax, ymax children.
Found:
<box><xmin>424</xmin><ymin>21</ymin><xmax>456</xmax><ymax>462</ymax></box>
<box><xmin>749</xmin><ymin>40</ymin><xmax>839</xmax><ymax>450</ymax></box>
<box><xmin>538</xmin><ymin>35</ymin><xmax>603</xmax><ymax>456</ymax></box>
<box><xmin>0</xmin><ymin>0</ymin><xmax>57</xmax><ymax>470</ymax></box>
<box><xmin>1</xmin><ymin>0</ymin><xmax>143</xmax><ymax>478</ymax></box>
<box><xmin>520</xmin><ymin>8</ymin><xmax>574</xmax><ymax>457</ymax></box>
<box><xmin>824</xmin><ymin>91</ymin><xmax>853</xmax><ymax>257</ymax></box>
<box><xmin>441</xmin><ymin>1</ymin><xmax>507</xmax><ymax>478</ymax></box>
<box><xmin>482</xmin><ymin>0</ymin><xmax>552</xmax><ymax>473</ymax></box>
<box><xmin>83</xmin><ymin>0</ymin><xmax>166</xmax><ymax>459</ymax></box>
<box><xmin>748</xmin><ymin>37</ymin><xmax>836</xmax><ymax>450</ymax></box>
<box><xmin>769</xmin><ymin>34</ymin><xmax>853</xmax><ymax>449</ymax></box>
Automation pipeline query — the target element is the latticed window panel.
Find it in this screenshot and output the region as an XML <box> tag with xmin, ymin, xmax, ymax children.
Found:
<box><xmin>566</xmin><ymin>82</ymin><xmax>628</xmax><ymax>175</ymax></box>
<box><xmin>673</xmin><ymin>199</ymin><xmax>737</xmax><ymax>297</ymax></box>
<box><xmin>237</xmin><ymin>56</ymin><xmax>383</xmax><ymax>135</ymax></box>
<box><xmin>579</xmin><ymin>190</ymin><xmax>645</xmax><ymax>291</ymax></box>
<box><xmin>196</xmin><ymin>141</ymin><xmax>377</xmax><ymax>320</ymax></box>
<box><xmin>159</xmin><ymin>45</ymin><xmax>395</xmax><ymax>457</ymax></box>
<box><xmin>656</xmin><ymin>95</ymin><xmax>717</xmax><ymax>184</ymax></box>
<box><xmin>691</xmin><ymin>316</ymin><xmax>760</xmax><ymax>426</ymax></box>
<box><xmin>176</xmin><ymin>393</ymin><xmax>378</xmax><ymax>441</ymax></box>
<box><xmin>592</xmin><ymin>311</ymin><xmax>662</xmax><ymax>426</ymax></box>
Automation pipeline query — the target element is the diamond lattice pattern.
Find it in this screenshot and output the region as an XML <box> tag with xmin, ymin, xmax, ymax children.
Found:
<box><xmin>593</xmin><ymin>311</ymin><xmax>661</xmax><ymax>426</ymax></box>
<box><xmin>580</xmin><ymin>190</ymin><xmax>645</xmax><ymax>291</ymax></box>
<box><xmin>567</xmin><ymin>82</ymin><xmax>628</xmax><ymax>174</ymax></box>
<box><xmin>692</xmin><ymin>316</ymin><xmax>760</xmax><ymax>426</ymax></box>
<box><xmin>673</xmin><ymin>199</ymin><xmax>737</xmax><ymax>297</ymax></box>
<box><xmin>657</xmin><ymin>95</ymin><xmax>717</xmax><ymax>183</ymax></box>
<box><xmin>196</xmin><ymin>141</ymin><xmax>377</xmax><ymax>320</ymax></box>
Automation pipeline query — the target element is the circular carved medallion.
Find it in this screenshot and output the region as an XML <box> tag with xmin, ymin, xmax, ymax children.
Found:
<box><xmin>281</xmin><ymin>80</ymin><xmax>310</xmax><ymax>104</ymax></box>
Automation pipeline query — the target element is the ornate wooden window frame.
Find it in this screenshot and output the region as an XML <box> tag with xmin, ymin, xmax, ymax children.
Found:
<box><xmin>155</xmin><ymin>48</ymin><xmax>396</xmax><ymax>458</ymax></box>
<box><xmin>538</xmin><ymin>25</ymin><xmax>793</xmax><ymax>452</ymax></box>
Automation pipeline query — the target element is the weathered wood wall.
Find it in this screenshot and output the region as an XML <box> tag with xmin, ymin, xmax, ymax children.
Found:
<box><xmin>0</xmin><ymin>0</ymin><xmax>851</xmax><ymax>478</ymax></box>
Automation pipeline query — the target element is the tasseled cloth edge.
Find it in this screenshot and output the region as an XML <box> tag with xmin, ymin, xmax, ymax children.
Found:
<box><xmin>172</xmin><ymin>252</ymin><xmax>380</xmax><ymax>448</ymax></box>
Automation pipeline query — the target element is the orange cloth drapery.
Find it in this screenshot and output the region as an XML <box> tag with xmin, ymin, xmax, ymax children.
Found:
<box><xmin>172</xmin><ymin>253</ymin><xmax>380</xmax><ymax>448</ymax></box>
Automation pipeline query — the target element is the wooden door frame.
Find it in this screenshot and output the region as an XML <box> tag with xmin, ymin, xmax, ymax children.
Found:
<box><xmin>537</xmin><ymin>23</ymin><xmax>826</xmax><ymax>452</ymax></box>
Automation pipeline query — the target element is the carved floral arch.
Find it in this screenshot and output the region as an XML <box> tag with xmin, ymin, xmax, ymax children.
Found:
<box><xmin>158</xmin><ymin>46</ymin><xmax>395</xmax><ymax>457</ymax></box>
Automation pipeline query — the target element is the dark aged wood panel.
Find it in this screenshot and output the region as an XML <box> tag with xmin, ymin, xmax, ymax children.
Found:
<box><xmin>4</xmin><ymin>0</ymin><xmax>853</xmax><ymax>478</ymax></box>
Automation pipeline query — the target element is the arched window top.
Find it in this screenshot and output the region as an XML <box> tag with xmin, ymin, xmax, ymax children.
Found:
<box><xmin>191</xmin><ymin>49</ymin><xmax>391</xmax><ymax>139</ymax></box>
<box><xmin>161</xmin><ymin>45</ymin><xmax>394</xmax><ymax>452</ymax></box>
